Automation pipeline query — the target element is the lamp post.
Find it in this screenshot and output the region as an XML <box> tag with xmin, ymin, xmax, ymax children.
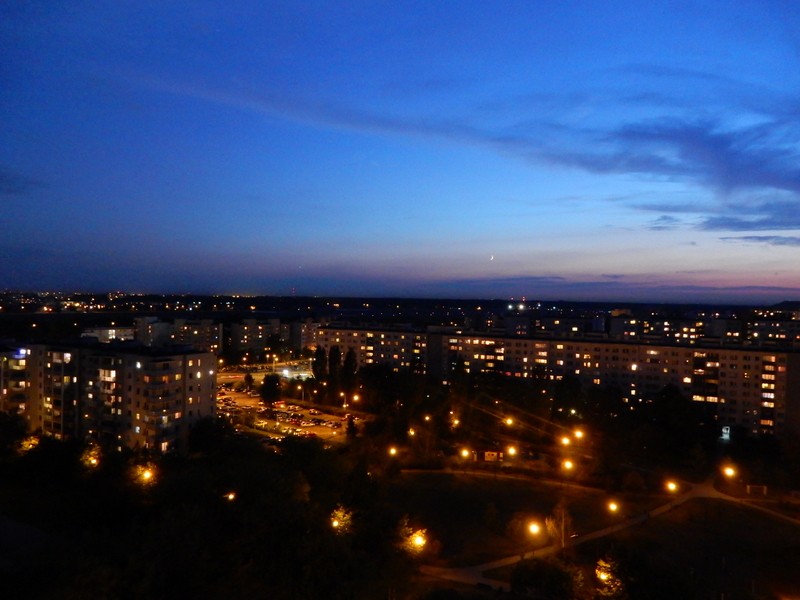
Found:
<box><xmin>524</xmin><ymin>521</ymin><xmax>541</xmax><ymax>560</ymax></box>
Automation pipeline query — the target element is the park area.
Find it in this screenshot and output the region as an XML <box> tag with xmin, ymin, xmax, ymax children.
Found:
<box><xmin>388</xmin><ymin>470</ymin><xmax>663</xmax><ymax>567</ymax></box>
<box><xmin>389</xmin><ymin>471</ymin><xmax>800</xmax><ymax>599</ymax></box>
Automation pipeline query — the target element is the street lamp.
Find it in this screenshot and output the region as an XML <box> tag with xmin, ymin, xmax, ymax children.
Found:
<box><xmin>562</xmin><ymin>459</ymin><xmax>574</xmax><ymax>471</ymax></box>
<box><xmin>560</xmin><ymin>435</ymin><xmax>571</xmax><ymax>446</ymax></box>
<box><xmin>528</xmin><ymin>521</ymin><xmax>541</xmax><ymax>535</ymax></box>
<box><xmin>722</xmin><ymin>465</ymin><xmax>736</xmax><ymax>479</ymax></box>
<box><xmin>412</xmin><ymin>533</ymin><xmax>426</xmax><ymax>549</ymax></box>
<box><xmin>134</xmin><ymin>464</ymin><xmax>156</xmax><ymax>486</ymax></box>
<box><xmin>574</xmin><ymin>429</ymin><xmax>584</xmax><ymax>440</ymax></box>
<box><xmin>505</xmin><ymin>417</ymin><xmax>514</xmax><ymax>426</ymax></box>
<box><xmin>665</xmin><ymin>480</ymin><xmax>679</xmax><ymax>493</ymax></box>
<box><xmin>607</xmin><ymin>500</ymin><xmax>619</xmax><ymax>514</ymax></box>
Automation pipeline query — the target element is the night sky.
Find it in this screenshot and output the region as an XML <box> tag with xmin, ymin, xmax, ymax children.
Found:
<box><xmin>3</xmin><ymin>1</ymin><xmax>800</xmax><ymax>302</ymax></box>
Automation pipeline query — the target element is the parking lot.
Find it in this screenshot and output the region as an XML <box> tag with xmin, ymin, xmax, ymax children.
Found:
<box><xmin>216</xmin><ymin>386</ymin><xmax>354</xmax><ymax>442</ymax></box>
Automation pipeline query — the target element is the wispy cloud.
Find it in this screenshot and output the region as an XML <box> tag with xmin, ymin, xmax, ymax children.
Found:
<box><xmin>127</xmin><ymin>69</ymin><xmax>800</xmax><ymax>239</ymax></box>
<box><xmin>648</xmin><ymin>215</ymin><xmax>682</xmax><ymax>231</ymax></box>
<box><xmin>720</xmin><ymin>235</ymin><xmax>800</xmax><ymax>247</ymax></box>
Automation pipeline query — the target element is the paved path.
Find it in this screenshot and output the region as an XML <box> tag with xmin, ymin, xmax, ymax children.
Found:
<box><xmin>419</xmin><ymin>475</ymin><xmax>800</xmax><ymax>592</ymax></box>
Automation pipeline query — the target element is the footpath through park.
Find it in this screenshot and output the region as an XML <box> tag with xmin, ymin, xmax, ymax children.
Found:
<box><xmin>418</xmin><ymin>471</ymin><xmax>800</xmax><ymax>592</ymax></box>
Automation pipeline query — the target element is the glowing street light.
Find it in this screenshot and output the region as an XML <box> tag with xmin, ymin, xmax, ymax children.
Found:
<box><xmin>528</xmin><ymin>521</ymin><xmax>541</xmax><ymax>535</ymax></box>
<box><xmin>507</xmin><ymin>445</ymin><xmax>517</xmax><ymax>457</ymax></box>
<box><xmin>408</xmin><ymin>428</ymin><xmax>416</xmax><ymax>437</ymax></box>
<box><xmin>666</xmin><ymin>480</ymin><xmax>679</xmax><ymax>493</ymax></box>
<box><xmin>560</xmin><ymin>436</ymin><xmax>571</xmax><ymax>446</ymax></box>
<box><xmin>461</xmin><ymin>448</ymin><xmax>471</xmax><ymax>459</ymax></box>
<box><xmin>562</xmin><ymin>459</ymin><xmax>574</xmax><ymax>471</ymax></box>
<box><xmin>225</xmin><ymin>491</ymin><xmax>236</xmax><ymax>501</ymax></box>
<box><xmin>574</xmin><ymin>429</ymin><xmax>584</xmax><ymax>439</ymax></box>
<box><xmin>388</xmin><ymin>446</ymin><xmax>398</xmax><ymax>456</ymax></box>
<box><xmin>607</xmin><ymin>500</ymin><xmax>619</xmax><ymax>513</ymax></box>
<box><xmin>412</xmin><ymin>533</ymin><xmax>427</xmax><ymax>549</ymax></box>
<box><xmin>82</xmin><ymin>445</ymin><xmax>101</xmax><ymax>468</ymax></box>
<box><xmin>723</xmin><ymin>465</ymin><xmax>736</xmax><ymax>479</ymax></box>
<box><xmin>504</xmin><ymin>417</ymin><xmax>514</xmax><ymax>426</ymax></box>
<box><xmin>134</xmin><ymin>464</ymin><xmax>157</xmax><ymax>486</ymax></box>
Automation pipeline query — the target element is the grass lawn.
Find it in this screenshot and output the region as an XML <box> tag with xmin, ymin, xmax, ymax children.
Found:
<box><xmin>388</xmin><ymin>469</ymin><xmax>664</xmax><ymax>567</ymax></box>
<box><xmin>570</xmin><ymin>497</ymin><xmax>800</xmax><ymax>599</ymax></box>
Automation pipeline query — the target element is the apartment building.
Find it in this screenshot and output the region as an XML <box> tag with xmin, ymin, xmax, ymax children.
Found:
<box><xmin>318</xmin><ymin>324</ymin><xmax>800</xmax><ymax>438</ymax></box>
<box><xmin>135</xmin><ymin>317</ymin><xmax>223</xmax><ymax>354</ymax></box>
<box><xmin>22</xmin><ymin>341</ymin><xmax>215</xmax><ymax>452</ymax></box>
<box><xmin>0</xmin><ymin>346</ymin><xmax>30</xmax><ymax>415</ymax></box>
<box><xmin>317</xmin><ymin>325</ymin><xmax>427</xmax><ymax>374</ymax></box>
<box><xmin>447</xmin><ymin>333</ymin><xmax>800</xmax><ymax>437</ymax></box>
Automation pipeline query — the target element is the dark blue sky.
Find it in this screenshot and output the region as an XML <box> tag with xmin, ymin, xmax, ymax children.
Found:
<box><xmin>3</xmin><ymin>1</ymin><xmax>800</xmax><ymax>302</ymax></box>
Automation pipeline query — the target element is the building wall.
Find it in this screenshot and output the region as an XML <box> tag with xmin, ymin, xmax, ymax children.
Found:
<box><xmin>316</xmin><ymin>323</ymin><xmax>800</xmax><ymax>438</ymax></box>
<box><xmin>0</xmin><ymin>347</ymin><xmax>29</xmax><ymax>415</ymax></box>
<box><xmin>317</xmin><ymin>325</ymin><xmax>427</xmax><ymax>374</ymax></box>
<box><xmin>20</xmin><ymin>342</ymin><xmax>215</xmax><ymax>452</ymax></box>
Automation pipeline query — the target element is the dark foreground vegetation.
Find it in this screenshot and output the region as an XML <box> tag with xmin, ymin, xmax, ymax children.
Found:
<box><xmin>0</xmin><ymin>415</ymin><xmax>426</xmax><ymax>600</ymax></box>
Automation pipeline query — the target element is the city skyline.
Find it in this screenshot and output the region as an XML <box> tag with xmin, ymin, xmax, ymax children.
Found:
<box><xmin>3</xmin><ymin>1</ymin><xmax>800</xmax><ymax>303</ymax></box>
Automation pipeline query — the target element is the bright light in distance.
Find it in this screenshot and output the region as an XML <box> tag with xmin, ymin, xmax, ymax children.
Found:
<box><xmin>413</xmin><ymin>534</ymin><xmax>426</xmax><ymax>548</ymax></box>
<box><xmin>666</xmin><ymin>480</ymin><xmax>678</xmax><ymax>493</ymax></box>
<box><xmin>424</xmin><ymin>415</ymin><xmax>431</xmax><ymax>422</ymax></box>
<box><xmin>505</xmin><ymin>417</ymin><xmax>513</xmax><ymax>426</ymax></box>
<box><xmin>134</xmin><ymin>464</ymin><xmax>157</xmax><ymax>486</ymax></box>
<box><xmin>507</xmin><ymin>446</ymin><xmax>517</xmax><ymax>456</ymax></box>
<box><xmin>608</xmin><ymin>501</ymin><xmax>619</xmax><ymax>513</ymax></box>
<box><xmin>408</xmin><ymin>428</ymin><xmax>416</xmax><ymax>437</ymax></box>
<box><xmin>723</xmin><ymin>466</ymin><xmax>736</xmax><ymax>478</ymax></box>
<box><xmin>225</xmin><ymin>492</ymin><xmax>236</xmax><ymax>501</ymax></box>
<box><xmin>563</xmin><ymin>459</ymin><xmax>574</xmax><ymax>471</ymax></box>
<box><xmin>528</xmin><ymin>522</ymin><xmax>540</xmax><ymax>535</ymax></box>
<box><xmin>461</xmin><ymin>448</ymin><xmax>471</xmax><ymax>458</ymax></box>
<box><xmin>574</xmin><ymin>429</ymin><xmax>584</xmax><ymax>439</ymax></box>
<box><xmin>388</xmin><ymin>446</ymin><xmax>398</xmax><ymax>456</ymax></box>
<box><xmin>560</xmin><ymin>436</ymin><xmax>571</xmax><ymax>446</ymax></box>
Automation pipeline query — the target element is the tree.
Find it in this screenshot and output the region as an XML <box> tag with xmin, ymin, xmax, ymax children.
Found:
<box><xmin>260</xmin><ymin>374</ymin><xmax>282</xmax><ymax>401</ymax></box>
<box><xmin>312</xmin><ymin>346</ymin><xmax>327</xmax><ymax>381</ymax></box>
<box><xmin>595</xmin><ymin>557</ymin><xmax>626</xmax><ymax>598</ymax></box>
<box><xmin>0</xmin><ymin>411</ymin><xmax>27</xmax><ymax>458</ymax></box>
<box><xmin>243</xmin><ymin>372</ymin><xmax>254</xmax><ymax>391</ymax></box>
<box><xmin>511</xmin><ymin>557</ymin><xmax>584</xmax><ymax>599</ymax></box>
<box><xmin>545</xmin><ymin>499</ymin><xmax>573</xmax><ymax>553</ymax></box>
<box><xmin>341</xmin><ymin>348</ymin><xmax>358</xmax><ymax>393</ymax></box>
<box><xmin>327</xmin><ymin>345</ymin><xmax>342</xmax><ymax>390</ymax></box>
